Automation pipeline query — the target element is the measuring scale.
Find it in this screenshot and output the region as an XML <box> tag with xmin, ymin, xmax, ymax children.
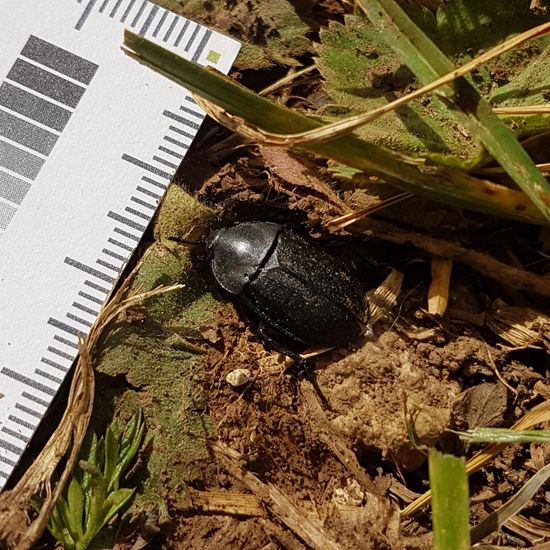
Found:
<box><xmin>0</xmin><ymin>0</ymin><xmax>240</xmax><ymax>488</ymax></box>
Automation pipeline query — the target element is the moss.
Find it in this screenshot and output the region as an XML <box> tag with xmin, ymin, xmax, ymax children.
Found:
<box><xmin>93</xmin><ymin>186</ymin><xmax>225</xmax><ymax>509</ymax></box>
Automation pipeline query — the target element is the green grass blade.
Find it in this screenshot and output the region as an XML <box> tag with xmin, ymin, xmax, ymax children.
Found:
<box><xmin>459</xmin><ymin>427</ymin><xmax>550</xmax><ymax>444</ymax></box>
<box><xmin>122</xmin><ymin>31</ymin><xmax>546</xmax><ymax>225</ymax></box>
<box><xmin>429</xmin><ymin>449</ymin><xmax>470</xmax><ymax>550</ymax></box>
<box><xmin>357</xmin><ymin>0</ymin><xmax>550</xmax><ymax>224</ymax></box>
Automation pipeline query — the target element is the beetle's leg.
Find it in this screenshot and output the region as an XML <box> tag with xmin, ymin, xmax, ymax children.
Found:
<box><xmin>256</xmin><ymin>320</ymin><xmax>304</xmax><ymax>362</ymax></box>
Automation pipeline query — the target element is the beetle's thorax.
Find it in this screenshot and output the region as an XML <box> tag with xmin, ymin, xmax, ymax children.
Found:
<box><xmin>209</xmin><ymin>222</ymin><xmax>282</xmax><ymax>295</ymax></box>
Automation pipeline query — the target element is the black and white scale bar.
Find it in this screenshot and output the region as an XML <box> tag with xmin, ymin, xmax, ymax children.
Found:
<box><xmin>0</xmin><ymin>36</ymin><xmax>97</xmax><ymax>234</ymax></box>
<box><xmin>75</xmin><ymin>0</ymin><xmax>214</xmax><ymax>62</ymax></box>
<box><xmin>0</xmin><ymin>0</ymin><xmax>238</xmax><ymax>493</ymax></box>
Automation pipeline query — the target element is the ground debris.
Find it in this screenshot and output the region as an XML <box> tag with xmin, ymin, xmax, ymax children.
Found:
<box><xmin>487</xmin><ymin>298</ymin><xmax>550</xmax><ymax>349</ymax></box>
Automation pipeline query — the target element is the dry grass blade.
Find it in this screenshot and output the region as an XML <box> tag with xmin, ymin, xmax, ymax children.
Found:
<box><xmin>428</xmin><ymin>257</ymin><xmax>453</xmax><ymax>316</ymax></box>
<box><xmin>358</xmin><ymin>0</ymin><xmax>550</xmax><ymax>223</ymax></box>
<box><xmin>326</xmin><ymin>192</ymin><xmax>412</xmax><ymax>229</ymax></box>
<box><xmin>186</xmin><ymin>489</ymin><xmax>264</xmax><ymax>516</ymax></box>
<box><xmin>470</xmin><ymin>463</ymin><xmax>550</xmax><ymax>543</ymax></box>
<box><xmin>486</xmin><ymin>299</ymin><xmax>550</xmax><ymax>349</ymax></box>
<box><xmin>402</xmin><ymin>400</ymin><xmax>550</xmax><ymax>517</ymax></box>
<box><xmin>259</xmin><ymin>63</ymin><xmax>318</xmax><ymax>97</ymax></box>
<box><xmin>368</xmin><ymin>269</ymin><xmax>404</xmax><ymax>325</ymax></box>
<box><xmin>206</xmin><ymin>21</ymin><xmax>550</xmax><ymax>146</ymax></box>
<box><xmin>0</xmin><ymin>249</ymin><xmax>183</xmax><ymax>550</ymax></box>
<box><xmin>479</xmin><ymin>162</ymin><xmax>550</xmax><ymax>175</ymax></box>
<box><xmin>493</xmin><ymin>106</ymin><xmax>550</xmax><ymax>115</ymax></box>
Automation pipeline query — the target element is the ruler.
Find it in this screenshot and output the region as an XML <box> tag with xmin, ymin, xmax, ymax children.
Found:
<box><xmin>0</xmin><ymin>0</ymin><xmax>240</xmax><ymax>489</ymax></box>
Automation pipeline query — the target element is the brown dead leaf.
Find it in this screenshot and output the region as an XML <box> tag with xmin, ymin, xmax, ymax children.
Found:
<box><xmin>259</xmin><ymin>145</ymin><xmax>348</xmax><ymax>219</ymax></box>
<box><xmin>454</xmin><ymin>382</ymin><xmax>509</xmax><ymax>432</ymax></box>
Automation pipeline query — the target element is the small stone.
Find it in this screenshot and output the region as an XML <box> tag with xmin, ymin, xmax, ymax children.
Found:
<box><xmin>226</xmin><ymin>368</ymin><xmax>251</xmax><ymax>387</ymax></box>
<box><xmin>332</xmin><ymin>478</ymin><xmax>365</xmax><ymax>506</ymax></box>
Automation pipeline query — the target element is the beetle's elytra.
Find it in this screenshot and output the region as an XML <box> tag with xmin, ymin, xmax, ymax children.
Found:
<box><xmin>208</xmin><ymin>221</ymin><xmax>369</xmax><ymax>349</ymax></box>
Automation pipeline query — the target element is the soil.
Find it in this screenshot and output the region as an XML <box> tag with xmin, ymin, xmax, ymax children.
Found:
<box><xmin>152</xmin><ymin>122</ymin><xmax>550</xmax><ymax>548</ymax></box>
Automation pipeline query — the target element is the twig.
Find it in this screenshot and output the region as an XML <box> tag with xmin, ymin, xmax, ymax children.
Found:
<box><xmin>353</xmin><ymin>218</ymin><xmax>550</xmax><ymax>297</ymax></box>
<box><xmin>211</xmin><ymin>441</ymin><xmax>345</xmax><ymax>550</ymax></box>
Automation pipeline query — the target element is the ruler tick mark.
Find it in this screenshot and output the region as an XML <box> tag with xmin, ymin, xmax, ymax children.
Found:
<box><xmin>114</xmin><ymin>226</ymin><xmax>140</xmax><ymax>242</ymax></box>
<box><xmin>0</xmin><ymin>454</ymin><xmax>16</xmax><ymax>467</ymax></box>
<box><xmin>84</xmin><ymin>280</ymin><xmax>110</xmax><ymax>294</ymax></box>
<box><xmin>96</xmin><ymin>258</ymin><xmax>120</xmax><ymax>272</ymax></box>
<box><xmin>53</xmin><ymin>334</ymin><xmax>79</xmax><ymax>349</ymax></box>
<box><xmin>1</xmin><ymin>368</ymin><xmax>56</xmax><ymax>397</ymax></box>
<box><xmin>0</xmin><ymin>436</ymin><xmax>24</xmax><ymax>455</ymax></box>
<box><xmin>47</xmin><ymin>346</ymin><xmax>76</xmax><ymax>361</ymax></box>
<box><xmin>131</xmin><ymin>196</ymin><xmax>156</xmax><ymax>210</ymax></box>
<box><xmin>163</xmin><ymin>14</ymin><xmax>179</xmax><ymax>42</ymax></box>
<box><xmin>73</xmin><ymin>301</ymin><xmax>100</xmax><ymax>316</ymax></box>
<box><xmin>109</xmin><ymin>0</ymin><xmax>123</xmax><ymax>17</ymax></box>
<box><xmin>65</xmin><ymin>257</ymin><xmax>116</xmax><ymax>283</ymax></box>
<box><xmin>122</xmin><ymin>154</ymin><xmax>171</xmax><ymax>179</ymax></box>
<box><xmin>102</xmin><ymin>247</ymin><xmax>127</xmax><ymax>261</ymax></box>
<box><xmin>174</xmin><ymin>20</ymin><xmax>190</xmax><ymax>48</ymax></box>
<box><xmin>66</xmin><ymin>312</ymin><xmax>93</xmax><ymax>327</ymax></box>
<box><xmin>108</xmin><ymin>211</ymin><xmax>146</xmax><ymax>232</ymax></box>
<box><xmin>125</xmin><ymin>206</ymin><xmax>152</xmax><ymax>221</ymax></box>
<box><xmin>9</xmin><ymin>415</ymin><xmax>36</xmax><ymax>431</ymax></box>
<box><xmin>48</xmin><ymin>318</ymin><xmax>86</xmax><ymax>338</ymax></box>
<box><xmin>152</xmin><ymin>9</ymin><xmax>168</xmax><ymax>37</ymax></box>
<box><xmin>120</xmin><ymin>0</ymin><xmax>137</xmax><ymax>23</ymax></box>
<box><xmin>184</xmin><ymin>24</ymin><xmax>200</xmax><ymax>52</ymax></box>
<box><xmin>21</xmin><ymin>392</ymin><xmax>48</xmax><ymax>408</ymax></box>
<box><xmin>139</xmin><ymin>4</ymin><xmax>158</xmax><ymax>35</ymax></box>
<box><xmin>99</xmin><ymin>0</ymin><xmax>110</xmax><ymax>13</ymax></box>
<box><xmin>15</xmin><ymin>404</ymin><xmax>42</xmax><ymax>420</ymax></box>
<box><xmin>152</xmin><ymin>156</ymin><xmax>178</xmax><ymax>170</ymax></box>
<box><xmin>131</xmin><ymin>1</ymin><xmax>147</xmax><ymax>27</ymax></box>
<box><xmin>35</xmin><ymin>368</ymin><xmax>62</xmax><ymax>385</ymax></box>
<box><xmin>141</xmin><ymin>175</ymin><xmax>167</xmax><ymax>190</ymax></box>
<box><xmin>158</xmin><ymin>145</ymin><xmax>184</xmax><ymax>159</ymax></box>
<box><xmin>192</xmin><ymin>29</ymin><xmax>213</xmax><ymax>62</ymax></box>
<box><xmin>41</xmin><ymin>357</ymin><xmax>69</xmax><ymax>372</ymax></box>
<box><xmin>108</xmin><ymin>237</ymin><xmax>133</xmax><ymax>252</ymax></box>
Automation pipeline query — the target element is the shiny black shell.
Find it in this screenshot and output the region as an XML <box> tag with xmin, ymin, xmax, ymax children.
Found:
<box><xmin>208</xmin><ymin>221</ymin><xmax>367</xmax><ymax>347</ymax></box>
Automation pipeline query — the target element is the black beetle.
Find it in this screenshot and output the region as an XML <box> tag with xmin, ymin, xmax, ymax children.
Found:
<box><xmin>207</xmin><ymin>221</ymin><xmax>369</xmax><ymax>351</ymax></box>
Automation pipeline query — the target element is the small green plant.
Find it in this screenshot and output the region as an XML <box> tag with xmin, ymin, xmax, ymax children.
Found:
<box><xmin>46</xmin><ymin>410</ymin><xmax>145</xmax><ymax>550</ymax></box>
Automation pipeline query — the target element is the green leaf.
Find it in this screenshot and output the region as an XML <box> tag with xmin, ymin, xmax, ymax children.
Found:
<box><xmin>66</xmin><ymin>476</ymin><xmax>85</xmax><ymax>541</ymax></box>
<box><xmin>110</xmin><ymin>411</ymin><xmax>144</xmax><ymax>492</ymax></box>
<box><xmin>121</xmin><ymin>31</ymin><xmax>547</xmax><ymax>225</ymax></box>
<box><xmin>358</xmin><ymin>0</ymin><xmax>550</xmax><ymax>223</ymax></box>
<box><xmin>98</xmin><ymin>488</ymin><xmax>135</xmax><ymax>532</ymax></box>
<box><xmin>79</xmin><ymin>460</ymin><xmax>107</xmax><ymax>537</ymax></box>
<box><xmin>317</xmin><ymin>16</ymin><xmax>480</xmax><ymax>158</ymax></box>
<box><xmin>48</xmin><ymin>502</ymin><xmax>76</xmax><ymax>550</ymax></box>
<box><xmin>429</xmin><ymin>450</ymin><xmax>470</xmax><ymax>550</ymax></box>
<box><xmin>103</xmin><ymin>426</ymin><xmax>119</xmax><ymax>488</ymax></box>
